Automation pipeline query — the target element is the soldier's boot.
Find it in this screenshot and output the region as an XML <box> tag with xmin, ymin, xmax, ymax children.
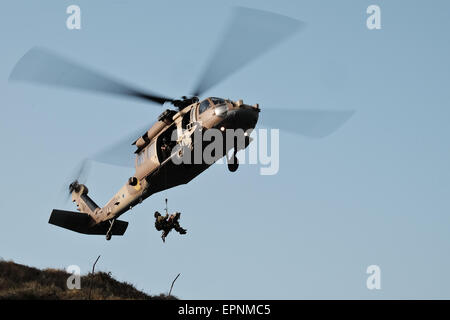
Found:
<box><xmin>174</xmin><ymin>224</ymin><xmax>187</xmax><ymax>235</ymax></box>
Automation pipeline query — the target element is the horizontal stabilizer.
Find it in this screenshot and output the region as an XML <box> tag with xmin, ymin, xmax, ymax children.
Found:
<box><xmin>49</xmin><ymin>209</ymin><xmax>128</xmax><ymax>236</ymax></box>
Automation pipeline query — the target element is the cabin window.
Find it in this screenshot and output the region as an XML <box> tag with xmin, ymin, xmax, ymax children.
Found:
<box><xmin>182</xmin><ymin>111</ymin><xmax>190</xmax><ymax>129</ymax></box>
<box><xmin>146</xmin><ymin>143</ymin><xmax>156</xmax><ymax>160</ymax></box>
<box><xmin>137</xmin><ymin>152</ymin><xmax>145</xmax><ymax>166</ymax></box>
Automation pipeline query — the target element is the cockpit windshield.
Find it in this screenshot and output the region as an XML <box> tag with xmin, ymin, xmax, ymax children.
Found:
<box><xmin>210</xmin><ymin>97</ymin><xmax>226</xmax><ymax>105</ymax></box>
<box><xmin>199</xmin><ymin>97</ymin><xmax>227</xmax><ymax>114</ymax></box>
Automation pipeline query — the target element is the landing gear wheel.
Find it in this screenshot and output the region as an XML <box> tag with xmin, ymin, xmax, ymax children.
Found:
<box><xmin>227</xmin><ymin>155</ymin><xmax>239</xmax><ymax>172</ymax></box>
<box><xmin>106</xmin><ymin>233</ymin><xmax>112</xmax><ymax>241</ymax></box>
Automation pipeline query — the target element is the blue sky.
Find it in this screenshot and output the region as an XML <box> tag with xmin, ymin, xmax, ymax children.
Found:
<box><xmin>1</xmin><ymin>0</ymin><xmax>450</xmax><ymax>299</ymax></box>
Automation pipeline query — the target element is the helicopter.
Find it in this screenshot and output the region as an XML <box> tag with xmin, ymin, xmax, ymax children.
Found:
<box><xmin>9</xmin><ymin>7</ymin><xmax>353</xmax><ymax>240</ymax></box>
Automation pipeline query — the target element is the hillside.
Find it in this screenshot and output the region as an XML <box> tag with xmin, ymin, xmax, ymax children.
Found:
<box><xmin>0</xmin><ymin>260</ymin><xmax>175</xmax><ymax>300</ymax></box>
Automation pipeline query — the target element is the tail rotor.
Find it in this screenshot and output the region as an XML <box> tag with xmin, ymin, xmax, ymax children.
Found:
<box><xmin>62</xmin><ymin>159</ymin><xmax>91</xmax><ymax>203</ymax></box>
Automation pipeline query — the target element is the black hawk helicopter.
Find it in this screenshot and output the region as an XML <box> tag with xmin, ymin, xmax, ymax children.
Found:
<box><xmin>9</xmin><ymin>7</ymin><xmax>353</xmax><ymax>240</ymax></box>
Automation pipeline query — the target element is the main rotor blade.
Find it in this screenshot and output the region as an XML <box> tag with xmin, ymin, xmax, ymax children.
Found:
<box><xmin>259</xmin><ymin>109</ymin><xmax>354</xmax><ymax>138</ymax></box>
<box><xmin>90</xmin><ymin>125</ymin><xmax>150</xmax><ymax>168</ymax></box>
<box><xmin>9</xmin><ymin>47</ymin><xmax>174</xmax><ymax>105</ymax></box>
<box><xmin>192</xmin><ymin>7</ymin><xmax>304</xmax><ymax>96</ymax></box>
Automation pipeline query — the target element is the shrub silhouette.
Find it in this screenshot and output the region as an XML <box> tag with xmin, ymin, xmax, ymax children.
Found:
<box><xmin>0</xmin><ymin>260</ymin><xmax>176</xmax><ymax>300</ymax></box>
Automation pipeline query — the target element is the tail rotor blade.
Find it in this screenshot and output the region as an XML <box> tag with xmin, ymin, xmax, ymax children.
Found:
<box><xmin>60</xmin><ymin>159</ymin><xmax>91</xmax><ymax>203</ymax></box>
<box><xmin>73</xmin><ymin>159</ymin><xmax>91</xmax><ymax>185</ymax></box>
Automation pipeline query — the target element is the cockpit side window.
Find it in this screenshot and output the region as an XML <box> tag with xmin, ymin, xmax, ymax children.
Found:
<box><xmin>199</xmin><ymin>99</ymin><xmax>211</xmax><ymax>114</ymax></box>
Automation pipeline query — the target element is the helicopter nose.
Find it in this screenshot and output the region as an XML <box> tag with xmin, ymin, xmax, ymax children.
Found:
<box><xmin>225</xmin><ymin>106</ymin><xmax>260</xmax><ymax>131</ymax></box>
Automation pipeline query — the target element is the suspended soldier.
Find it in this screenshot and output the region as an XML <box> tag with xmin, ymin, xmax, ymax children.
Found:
<box><xmin>154</xmin><ymin>211</ymin><xmax>168</xmax><ymax>232</ymax></box>
<box><xmin>154</xmin><ymin>211</ymin><xmax>187</xmax><ymax>242</ymax></box>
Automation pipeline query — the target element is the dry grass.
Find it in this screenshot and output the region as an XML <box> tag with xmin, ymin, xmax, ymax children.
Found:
<box><xmin>0</xmin><ymin>260</ymin><xmax>176</xmax><ymax>300</ymax></box>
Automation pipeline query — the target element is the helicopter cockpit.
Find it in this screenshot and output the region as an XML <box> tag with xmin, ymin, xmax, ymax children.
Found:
<box><xmin>199</xmin><ymin>97</ymin><xmax>227</xmax><ymax>114</ymax></box>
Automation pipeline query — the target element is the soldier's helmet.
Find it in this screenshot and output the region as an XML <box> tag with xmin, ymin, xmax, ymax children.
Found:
<box><xmin>154</xmin><ymin>211</ymin><xmax>161</xmax><ymax>218</ymax></box>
